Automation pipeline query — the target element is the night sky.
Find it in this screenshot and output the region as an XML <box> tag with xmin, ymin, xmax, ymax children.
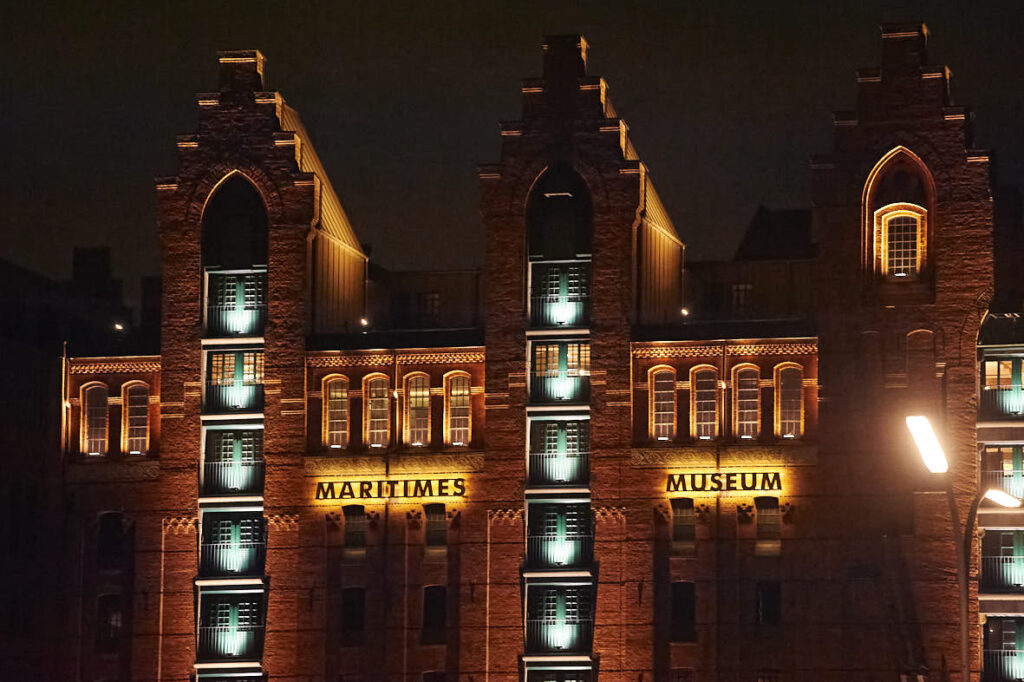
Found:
<box><xmin>3</xmin><ymin>1</ymin><xmax>1023</xmax><ymax>303</ymax></box>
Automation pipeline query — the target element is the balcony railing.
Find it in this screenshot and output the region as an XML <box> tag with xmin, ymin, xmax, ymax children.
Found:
<box><xmin>526</xmin><ymin>533</ymin><xmax>593</xmax><ymax>568</ymax></box>
<box><xmin>530</xmin><ymin>294</ymin><xmax>590</xmax><ymax>328</ymax></box>
<box><xmin>204</xmin><ymin>383</ymin><xmax>265</xmax><ymax>414</ymax></box>
<box><xmin>197</xmin><ymin>624</ymin><xmax>265</xmax><ymax>661</ymax></box>
<box><xmin>982</xmin><ymin>557</ymin><xmax>1024</xmax><ymax>592</ymax></box>
<box><xmin>981</xmin><ymin>387</ymin><xmax>1024</xmax><ymax>419</ymax></box>
<box><xmin>206</xmin><ymin>304</ymin><xmax>267</xmax><ymax>338</ymax></box>
<box><xmin>983</xmin><ymin>470</ymin><xmax>1024</xmax><ymax>501</ymax></box>
<box><xmin>202</xmin><ymin>460</ymin><xmax>265</xmax><ymax>496</ymax></box>
<box><xmin>525</xmin><ymin>617</ymin><xmax>593</xmax><ymax>653</ymax></box>
<box><xmin>530</xmin><ymin>372</ymin><xmax>590</xmax><ymax>404</ymax></box>
<box><xmin>528</xmin><ymin>451</ymin><xmax>590</xmax><ymax>486</ymax></box>
<box><xmin>200</xmin><ymin>541</ymin><xmax>267</xmax><ymax>576</ymax></box>
<box><xmin>984</xmin><ymin>649</ymin><xmax>1024</xmax><ymax>681</ymax></box>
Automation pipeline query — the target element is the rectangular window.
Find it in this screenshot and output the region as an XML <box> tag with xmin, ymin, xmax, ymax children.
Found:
<box><xmin>208</xmin><ymin>351</ymin><xmax>264</xmax><ymax>385</ymax></box>
<box><xmin>756</xmin><ymin>581</ymin><xmax>782</xmax><ymax>626</ymax></box>
<box><xmin>671</xmin><ymin>498</ymin><xmax>695</xmax><ymax>556</ymax></box>
<box><xmin>734</xmin><ymin>369</ymin><xmax>760</xmax><ymax>439</ymax></box>
<box><xmin>424</xmin><ymin>504</ymin><xmax>447</xmax><ymax>547</ymax></box>
<box><xmin>407</xmin><ymin>376</ymin><xmax>430</xmax><ymax>446</ymax></box>
<box><xmin>886</xmin><ymin>214</ymin><xmax>919</xmax><ymax>277</ymax></box>
<box><xmin>651</xmin><ymin>371</ymin><xmax>676</xmax><ymax>440</ymax></box>
<box><xmin>730</xmin><ymin>283</ymin><xmax>752</xmax><ymax>315</ymax></box>
<box><xmin>755</xmin><ymin>497</ymin><xmax>781</xmax><ymax>555</ymax></box>
<box><xmin>533</xmin><ymin>342</ymin><xmax>590</xmax><ymax>376</ymax></box>
<box><xmin>340</xmin><ymin>587</ymin><xmax>365</xmax><ymax>643</ymax></box>
<box><xmin>124</xmin><ymin>385</ymin><xmax>149</xmax><ymax>454</ymax></box>
<box><xmin>97</xmin><ymin>512</ymin><xmax>125</xmax><ymax>571</ymax></box>
<box><xmin>325</xmin><ymin>380</ymin><xmax>349</xmax><ymax>448</ymax></box>
<box><xmin>447</xmin><ymin>375</ymin><xmax>471</xmax><ymax>445</ymax></box>
<box><xmin>96</xmin><ymin>594</ymin><xmax>124</xmax><ymax>651</ymax></box>
<box><xmin>986</xmin><ymin>359</ymin><xmax>1016</xmax><ymax>389</ymax></box>
<box><xmin>366</xmin><ymin>378</ymin><xmax>390</xmax><ymax>448</ymax></box>
<box><xmin>343</xmin><ymin>505</ymin><xmax>366</xmax><ymax>558</ymax></box>
<box><xmin>422</xmin><ymin>585</ymin><xmax>447</xmax><ymax>643</ymax></box>
<box><xmin>209</xmin><ymin>430</ymin><xmax>262</xmax><ymax>462</ymax></box>
<box><xmin>692</xmin><ymin>370</ymin><xmax>718</xmax><ymax>440</ymax></box>
<box><xmin>670</xmin><ymin>581</ymin><xmax>696</xmax><ymax>642</ymax></box>
<box><xmin>670</xmin><ymin>670</ymin><xmax>695</xmax><ymax>682</ymax></box>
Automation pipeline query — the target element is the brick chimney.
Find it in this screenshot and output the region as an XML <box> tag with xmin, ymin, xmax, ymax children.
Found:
<box><xmin>216</xmin><ymin>49</ymin><xmax>266</xmax><ymax>91</ymax></box>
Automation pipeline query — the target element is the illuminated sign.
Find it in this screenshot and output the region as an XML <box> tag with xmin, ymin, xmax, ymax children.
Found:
<box><xmin>315</xmin><ymin>478</ymin><xmax>466</xmax><ymax>500</ymax></box>
<box><xmin>666</xmin><ymin>471</ymin><xmax>781</xmax><ymax>493</ymax></box>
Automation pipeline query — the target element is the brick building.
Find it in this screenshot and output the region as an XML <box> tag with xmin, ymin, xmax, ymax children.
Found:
<box><xmin>53</xmin><ymin>24</ymin><xmax>1006</xmax><ymax>682</ymax></box>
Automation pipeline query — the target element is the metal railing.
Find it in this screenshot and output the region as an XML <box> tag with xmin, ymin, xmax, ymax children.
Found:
<box><xmin>528</xmin><ymin>451</ymin><xmax>590</xmax><ymax>486</ymax></box>
<box><xmin>984</xmin><ymin>649</ymin><xmax>1024</xmax><ymax>681</ymax></box>
<box><xmin>530</xmin><ymin>294</ymin><xmax>590</xmax><ymax>328</ymax></box>
<box><xmin>204</xmin><ymin>384</ymin><xmax>265</xmax><ymax>414</ymax></box>
<box><xmin>199</xmin><ymin>541</ymin><xmax>266</xmax><ymax>576</ymax></box>
<box><xmin>525</xmin><ymin>617</ymin><xmax>593</xmax><ymax>653</ymax></box>
<box><xmin>982</xmin><ymin>470</ymin><xmax>1024</xmax><ymax>501</ymax></box>
<box><xmin>526</xmin><ymin>533</ymin><xmax>593</xmax><ymax>568</ymax></box>
<box><xmin>530</xmin><ymin>373</ymin><xmax>591</xmax><ymax>404</ymax></box>
<box><xmin>197</xmin><ymin>624</ymin><xmax>265</xmax><ymax>661</ymax></box>
<box><xmin>980</xmin><ymin>387</ymin><xmax>1024</xmax><ymax>419</ymax></box>
<box><xmin>981</xmin><ymin>556</ymin><xmax>1024</xmax><ymax>592</ymax></box>
<box><xmin>202</xmin><ymin>460</ymin><xmax>265</xmax><ymax>495</ymax></box>
<box><xmin>206</xmin><ymin>303</ymin><xmax>267</xmax><ymax>337</ymax></box>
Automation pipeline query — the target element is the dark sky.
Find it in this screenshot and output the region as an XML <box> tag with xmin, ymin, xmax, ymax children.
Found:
<box><xmin>3</xmin><ymin>1</ymin><xmax>1023</xmax><ymax>302</ymax></box>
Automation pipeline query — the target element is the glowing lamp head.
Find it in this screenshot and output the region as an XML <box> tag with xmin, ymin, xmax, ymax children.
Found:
<box><xmin>113</xmin><ymin>322</ymin><xmax>125</xmax><ymax>331</ymax></box>
<box><xmin>359</xmin><ymin>317</ymin><xmax>369</xmax><ymax>327</ymax></box>
<box><xmin>680</xmin><ymin>307</ymin><xmax>690</xmax><ymax>317</ymax></box>
<box><xmin>905</xmin><ymin>415</ymin><xmax>948</xmax><ymax>473</ymax></box>
<box><xmin>985</xmin><ymin>488</ymin><xmax>1023</xmax><ymax>508</ymax></box>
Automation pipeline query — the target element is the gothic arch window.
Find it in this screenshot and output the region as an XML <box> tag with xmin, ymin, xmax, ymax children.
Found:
<box><xmin>121</xmin><ymin>382</ymin><xmax>149</xmax><ymax>455</ymax></box>
<box><xmin>527</xmin><ymin>163</ymin><xmax>593</xmax><ymax>260</ymax></box>
<box><xmin>648</xmin><ymin>366</ymin><xmax>676</xmax><ymax>441</ymax></box>
<box><xmin>322</xmin><ymin>375</ymin><xmax>349</xmax><ymax>449</ymax></box>
<box><xmin>201</xmin><ymin>173</ymin><xmax>269</xmax><ymax>270</ymax></box>
<box><xmin>863</xmin><ymin>147</ymin><xmax>935</xmax><ymax>281</ymax></box>
<box><xmin>81</xmin><ymin>383</ymin><xmax>109</xmax><ymax>456</ymax></box>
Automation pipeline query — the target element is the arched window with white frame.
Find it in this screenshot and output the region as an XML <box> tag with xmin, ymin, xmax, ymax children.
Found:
<box><xmin>82</xmin><ymin>384</ymin><xmax>109</xmax><ymax>456</ymax></box>
<box><xmin>122</xmin><ymin>383</ymin><xmax>149</xmax><ymax>455</ymax></box>
<box><xmin>775</xmin><ymin>364</ymin><xmax>803</xmax><ymax>439</ymax></box>
<box><xmin>877</xmin><ymin>204</ymin><xmax>927</xmax><ymax>279</ymax></box>
<box><xmin>733</xmin><ymin>365</ymin><xmax>760</xmax><ymax>440</ymax></box>
<box><xmin>445</xmin><ymin>372</ymin><xmax>471</xmax><ymax>447</ymax></box>
<box><xmin>363</xmin><ymin>375</ymin><xmax>390</xmax><ymax>448</ymax></box>
<box><xmin>690</xmin><ymin>367</ymin><xmax>719</xmax><ymax>441</ymax></box>
<box><xmin>649</xmin><ymin>367</ymin><xmax>676</xmax><ymax>441</ymax></box>
<box><xmin>863</xmin><ymin>147</ymin><xmax>934</xmax><ymax>281</ymax></box>
<box><xmin>405</xmin><ymin>373</ymin><xmax>431</xmax><ymax>447</ymax></box>
<box><xmin>323</xmin><ymin>376</ymin><xmax>349</xmax><ymax>449</ymax></box>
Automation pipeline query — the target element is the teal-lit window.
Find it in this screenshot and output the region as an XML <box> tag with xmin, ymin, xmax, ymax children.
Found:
<box><xmin>324</xmin><ymin>377</ymin><xmax>349</xmax><ymax>449</ymax></box>
<box><xmin>531</xmin><ymin>262</ymin><xmax>590</xmax><ymax>328</ymax></box>
<box><xmin>734</xmin><ymin>367</ymin><xmax>760</xmax><ymax>439</ymax></box>
<box><xmin>529</xmin><ymin>420</ymin><xmax>589</xmax><ymax>486</ymax></box>
<box><xmin>199</xmin><ymin>595</ymin><xmax>264</xmax><ymax>660</ymax></box>
<box><xmin>983</xmin><ymin>358</ymin><xmax>1024</xmax><ymax>417</ymax></box>
<box><xmin>422</xmin><ymin>585</ymin><xmax>447</xmax><ymax>644</ymax></box>
<box><xmin>406</xmin><ymin>374</ymin><xmax>430</xmax><ymax>447</ymax></box>
<box><xmin>122</xmin><ymin>383</ymin><xmax>149</xmax><ymax>455</ymax></box>
<box><xmin>670</xmin><ymin>498</ymin><xmax>695</xmax><ymax>556</ymax></box>
<box><xmin>983</xmin><ymin>530</ymin><xmax>1024</xmax><ymax>591</ymax></box>
<box><xmin>82</xmin><ymin>384</ymin><xmax>108</xmax><ymax>456</ymax></box>
<box><xmin>527</xmin><ymin>585</ymin><xmax>593</xmax><ymax>652</ymax></box>
<box><xmin>650</xmin><ymin>369</ymin><xmax>676</xmax><ymax>441</ymax></box>
<box><xmin>527</xmin><ymin>503</ymin><xmax>593</xmax><ymax>568</ymax></box>
<box><xmin>670</xmin><ymin>581</ymin><xmax>696</xmax><ymax>642</ymax></box>
<box><xmin>984</xmin><ymin>446</ymin><xmax>1024</xmax><ymax>501</ymax></box>
<box><xmin>205</xmin><ymin>350</ymin><xmax>264</xmax><ymax>413</ymax></box>
<box><xmin>531</xmin><ymin>342</ymin><xmax>590</xmax><ymax>403</ymax></box>
<box><xmin>446</xmin><ymin>374</ymin><xmax>471</xmax><ymax>446</ymax></box>
<box><xmin>206</xmin><ymin>271</ymin><xmax>267</xmax><ymax>337</ymax></box>
<box><xmin>201</xmin><ymin>513</ymin><xmax>265</xmax><ymax>576</ymax></box>
<box><xmin>203</xmin><ymin>430</ymin><xmax>263</xmax><ymax>495</ymax></box>
<box><xmin>985</xmin><ymin>617</ymin><xmax>1024</xmax><ymax>680</ymax></box>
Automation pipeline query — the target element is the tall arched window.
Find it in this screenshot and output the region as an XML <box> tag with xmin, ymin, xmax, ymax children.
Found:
<box><xmin>364</xmin><ymin>376</ymin><xmax>390</xmax><ymax>448</ymax></box>
<box><xmin>733</xmin><ymin>366</ymin><xmax>760</xmax><ymax>440</ymax></box>
<box><xmin>405</xmin><ymin>374</ymin><xmax>430</xmax><ymax>447</ymax></box>
<box><xmin>122</xmin><ymin>383</ymin><xmax>149</xmax><ymax>455</ymax></box>
<box><xmin>649</xmin><ymin>368</ymin><xmax>676</xmax><ymax>441</ymax></box>
<box><xmin>775</xmin><ymin>364</ymin><xmax>803</xmax><ymax>439</ymax></box>
<box><xmin>864</xmin><ymin>147</ymin><xmax>934</xmax><ymax>280</ymax></box>
<box><xmin>82</xmin><ymin>384</ymin><xmax>109</xmax><ymax>456</ymax></box>
<box><xmin>201</xmin><ymin>174</ymin><xmax>269</xmax><ymax>270</ymax></box>
<box><xmin>323</xmin><ymin>376</ymin><xmax>349</xmax><ymax>449</ymax></box>
<box><xmin>445</xmin><ymin>373</ymin><xmax>471</xmax><ymax>446</ymax></box>
<box><xmin>690</xmin><ymin>368</ymin><xmax>718</xmax><ymax>441</ymax></box>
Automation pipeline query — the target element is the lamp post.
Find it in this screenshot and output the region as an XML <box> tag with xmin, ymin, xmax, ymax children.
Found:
<box><xmin>906</xmin><ymin>415</ymin><xmax>1022</xmax><ymax>681</ymax></box>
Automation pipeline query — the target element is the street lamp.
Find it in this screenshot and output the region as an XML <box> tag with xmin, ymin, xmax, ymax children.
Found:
<box><xmin>905</xmin><ymin>415</ymin><xmax>1022</xmax><ymax>681</ymax></box>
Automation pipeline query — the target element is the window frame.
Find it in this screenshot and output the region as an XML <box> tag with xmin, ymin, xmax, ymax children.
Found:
<box><xmin>121</xmin><ymin>381</ymin><xmax>150</xmax><ymax>455</ymax></box>
<box><xmin>731</xmin><ymin>364</ymin><xmax>761</xmax><ymax>440</ymax></box>
<box><xmin>648</xmin><ymin>366</ymin><xmax>677</xmax><ymax>442</ymax></box>
<box><xmin>322</xmin><ymin>375</ymin><xmax>350</xmax><ymax>450</ymax></box>
<box><xmin>362</xmin><ymin>374</ymin><xmax>390</xmax><ymax>449</ymax></box>
<box><xmin>773</xmin><ymin>363</ymin><xmax>804</xmax><ymax>439</ymax></box>
<box><xmin>81</xmin><ymin>382</ymin><xmax>109</xmax><ymax>456</ymax></box>
<box><xmin>404</xmin><ymin>372</ymin><xmax>431</xmax><ymax>447</ymax></box>
<box><xmin>689</xmin><ymin>366</ymin><xmax>719</xmax><ymax>441</ymax></box>
<box><xmin>443</xmin><ymin>371</ymin><xmax>472</xmax><ymax>447</ymax></box>
<box><xmin>875</xmin><ymin>203</ymin><xmax>927</xmax><ymax>280</ymax></box>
